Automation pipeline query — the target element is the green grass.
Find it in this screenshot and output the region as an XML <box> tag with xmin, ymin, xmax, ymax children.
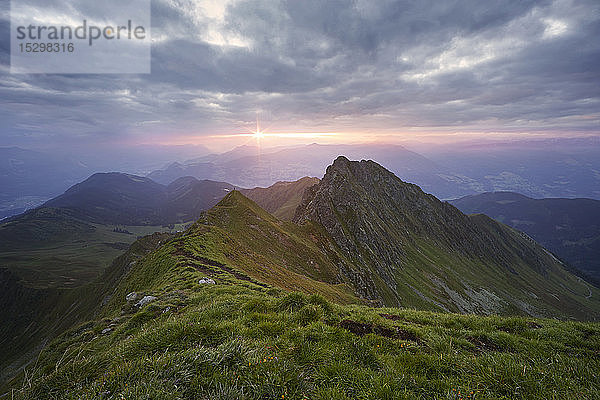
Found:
<box><xmin>0</xmin><ymin>210</ymin><xmax>189</xmax><ymax>288</ymax></box>
<box><xmin>10</xmin><ymin>285</ymin><xmax>600</xmax><ymax>399</ymax></box>
<box><xmin>0</xmin><ymin>232</ymin><xmax>177</xmax><ymax>388</ymax></box>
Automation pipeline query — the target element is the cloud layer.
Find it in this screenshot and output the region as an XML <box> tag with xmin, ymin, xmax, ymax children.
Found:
<box><xmin>1</xmin><ymin>0</ymin><xmax>599</xmax><ymax>147</ymax></box>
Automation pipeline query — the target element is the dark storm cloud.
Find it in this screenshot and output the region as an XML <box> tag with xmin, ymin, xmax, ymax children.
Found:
<box><xmin>1</xmin><ymin>0</ymin><xmax>599</xmax><ymax>146</ymax></box>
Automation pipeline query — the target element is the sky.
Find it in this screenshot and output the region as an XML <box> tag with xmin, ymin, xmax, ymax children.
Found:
<box><xmin>0</xmin><ymin>0</ymin><xmax>599</xmax><ymax>152</ymax></box>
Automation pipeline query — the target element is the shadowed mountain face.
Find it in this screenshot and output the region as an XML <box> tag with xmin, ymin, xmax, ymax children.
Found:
<box><xmin>41</xmin><ymin>173</ymin><xmax>234</xmax><ymax>225</ymax></box>
<box><xmin>293</xmin><ymin>157</ymin><xmax>599</xmax><ymax>318</ymax></box>
<box><xmin>451</xmin><ymin>192</ymin><xmax>600</xmax><ymax>283</ymax></box>
<box><xmin>241</xmin><ymin>177</ymin><xmax>320</xmax><ymax>220</ymax></box>
<box><xmin>0</xmin><ymin>145</ymin><xmax>213</xmax><ymax>221</ymax></box>
<box><xmin>43</xmin><ymin>173</ymin><xmax>167</xmax><ymax>225</ymax></box>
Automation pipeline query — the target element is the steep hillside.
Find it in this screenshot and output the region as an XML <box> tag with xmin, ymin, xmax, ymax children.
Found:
<box><xmin>451</xmin><ymin>192</ymin><xmax>600</xmax><ymax>283</ymax></box>
<box><xmin>241</xmin><ymin>177</ymin><xmax>319</xmax><ymax>220</ymax></box>
<box><xmin>0</xmin><ymin>190</ymin><xmax>357</xmax><ymax>388</ymax></box>
<box><xmin>105</xmin><ymin>190</ymin><xmax>360</xmax><ymax>306</ymax></box>
<box><xmin>0</xmin><ymin>176</ymin><xmax>231</xmax><ymax>383</ymax></box>
<box><xmin>294</xmin><ymin>157</ymin><xmax>599</xmax><ymax>319</ymax></box>
<box><xmin>0</xmin><ymin>232</ymin><xmax>174</xmax><ymax>388</ymax></box>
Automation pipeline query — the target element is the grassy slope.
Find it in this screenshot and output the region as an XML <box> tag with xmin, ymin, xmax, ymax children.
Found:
<box><xmin>0</xmin><ymin>233</ymin><xmax>175</xmax><ymax>390</ymax></box>
<box><xmin>11</xmin><ymin>275</ymin><xmax>600</xmax><ymax>399</ymax></box>
<box><xmin>451</xmin><ymin>192</ymin><xmax>600</xmax><ymax>281</ymax></box>
<box><xmin>102</xmin><ymin>191</ymin><xmax>360</xmax><ymax>308</ymax></box>
<box><xmin>6</xmin><ymin>192</ymin><xmax>600</xmax><ymax>398</ymax></box>
<box><xmin>0</xmin><ymin>207</ymin><xmax>188</xmax><ymax>288</ymax></box>
<box><xmin>376</xmin><ymin>216</ymin><xmax>600</xmax><ymax>319</ymax></box>
<box><xmin>0</xmin><ymin>208</ymin><xmax>182</xmax><ymax>377</ymax></box>
<box><xmin>241</xmin><ymin>177</ymin><xmax>320</xmax><ymax>220</ymax></box>
<box><xmin>0</xmin><ymin>207</ymin><xmax>185</xmax><ymax>386</ymax></box>
<box><xmin>294</xmin><ymin>158</ymin><xmax>600</xmax><ymax>320</ymax></box>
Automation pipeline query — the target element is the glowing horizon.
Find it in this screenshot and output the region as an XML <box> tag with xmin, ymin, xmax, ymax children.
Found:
<box><xmin>128</xmin><ymin>128</ymin><xmax>600</xmax><ymax>155</ymax></box>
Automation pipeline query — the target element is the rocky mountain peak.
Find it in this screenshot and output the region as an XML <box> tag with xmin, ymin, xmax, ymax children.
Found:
<box><xmin>293</xmin><ymin>157</ymin><xmax>568</xmax><ymax>309</ymax></box>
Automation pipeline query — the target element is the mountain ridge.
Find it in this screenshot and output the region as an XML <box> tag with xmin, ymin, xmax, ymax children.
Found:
<box><xmin>451</xmin><ymin>191</ymin><xmax>600</xmax><ymax>284</ymax></box>
<box><xmin>241</xmin><ymin>177</ymin><xmax>320</xmax><ymax>220</ymax></box>
<box><xmin>293</xmin><ymin>156</ymin><xmax>599</xmax><ymax>318</ymax></box>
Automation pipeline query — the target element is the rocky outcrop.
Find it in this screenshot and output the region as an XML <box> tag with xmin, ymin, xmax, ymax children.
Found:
<box><xmin>135</xmin><ymin>295</ymin><xmax>157</xmax><ymax>308</ymax></box>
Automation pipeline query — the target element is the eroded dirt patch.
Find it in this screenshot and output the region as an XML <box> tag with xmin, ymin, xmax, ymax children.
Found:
<box><xmin>466</xmin><ymin>335</ymin><xmax>509</xmax><ymax>352</ymax></box>
<box><xmin>527</xmin><ymin>321</ymin><xmax>543</xmax><ymax>329</ymax></box>
<box><xmin>340</xmin><ymin>319</ymin><xmax>420</xmax><ymax>342</ymax></box>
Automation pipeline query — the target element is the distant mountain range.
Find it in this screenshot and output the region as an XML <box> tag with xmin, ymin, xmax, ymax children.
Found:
<box><xmin>0</xmin><ymin>147</ymin><xmax>92</xmax><ymax>219</ymax></box>
<box><xmin>147</xmin><ymin>139</ymin><xmax>600</xmax><ymax>201</ymax></box>
<box><xmin>0</xmin><ymin>145</ymin><xmax>210</xmax><ymax>220</ymax></box>
<box><xmin>3</xmin><ymin>138</ymin><xmax>600</xmax><ymax>220</ymax></box>
<box><xmin>147</xmin><ymin>143</ymin><xmax>463</xmax><ymax>199</ymax></box>
<box><xmin>419</xmin><ymin>137</ymin><xmax>600</xmax><ymax>199</ymax></box>
<box><xmin>451</xmin><ymin>192</ymin><xmax>600</xmax><ymax>284</ymax></box>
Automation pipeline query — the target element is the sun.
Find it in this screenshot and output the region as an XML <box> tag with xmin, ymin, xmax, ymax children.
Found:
<box><xmin>251</xmin><ymin>115</ymin><xmax>266</xmax><ymax>140</ymax></box>
<box><xmin>252</xmin><ymin>128</ymin><xmax>265</xmax><ymax>139</ymax></box>
<box><xmin>207</xmin><ymin>114</ymin><xmax>339</xmax><ymax>143</ymax></box>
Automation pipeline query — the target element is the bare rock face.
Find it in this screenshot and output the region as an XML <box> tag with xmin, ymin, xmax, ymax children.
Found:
<box><xmin>295</xmin><ymin>156</ymin><xmax>484</xmax><ymax>252</ymax></box>
<box><xmin>126</xmin><ymin>292</ymin><xmax>138</xmax><ymax>302</ymax></box>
